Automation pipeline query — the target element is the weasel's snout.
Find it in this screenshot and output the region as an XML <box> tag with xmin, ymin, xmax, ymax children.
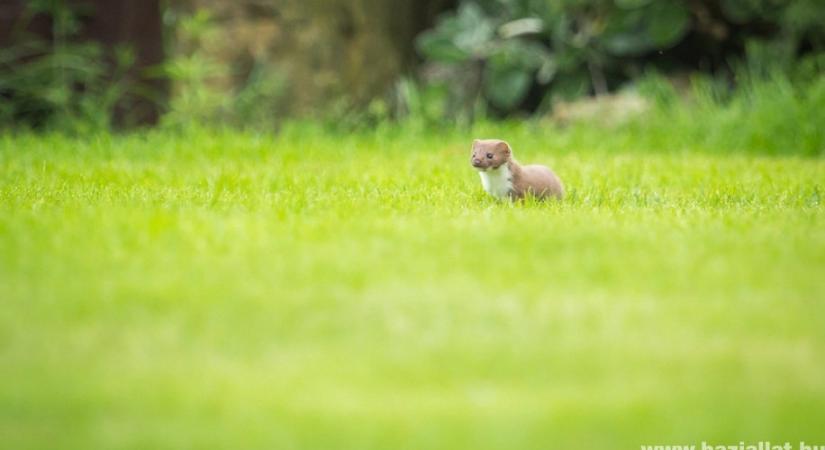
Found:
<box><xmin>472</xmin><ymin>158</ymin><xmax>482</xmax><ymax>167</ymax></box>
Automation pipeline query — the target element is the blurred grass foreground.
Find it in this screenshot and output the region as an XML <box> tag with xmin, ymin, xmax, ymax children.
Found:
<box><xmin>2</xmin><ymin>121</ymin><xmax>824</xmax><ymax>449</ymax></box>
<box><xmin>1</xmin><ymin>0</ymin><xmax>825</xmax><ymax>449</ymax></box>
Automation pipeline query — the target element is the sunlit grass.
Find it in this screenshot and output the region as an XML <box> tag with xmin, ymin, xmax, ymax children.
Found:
<box><xmin>1</xmin><ymin>124</ymin><xmax>824</xmax><ymax>449</ymax></box>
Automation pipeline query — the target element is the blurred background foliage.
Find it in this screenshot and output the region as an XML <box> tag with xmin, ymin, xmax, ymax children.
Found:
<box><xmin>0</xmin><ymin>0</ymin><xmax>139</xmax><ymax>131</ymax></box>
<box><xmin>0</xmin><ymin>0</ymin><xmax>823</xmax><ymax>131</ymax></box>
<box><xmin>416</xmin><ymin>0</ymin><xmax>825</xmax><ymax>118</ymax></box>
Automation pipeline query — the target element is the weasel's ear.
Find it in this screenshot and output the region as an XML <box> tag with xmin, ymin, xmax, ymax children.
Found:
<box><xmin>472</xmin><ymin>139</ymin><xmax>481</xmax><ymax>147</ymax></box>
<box><xmin>498</xmin><ymin>141</ymin><xmax>511</xmax><ymax>156</ymax></box>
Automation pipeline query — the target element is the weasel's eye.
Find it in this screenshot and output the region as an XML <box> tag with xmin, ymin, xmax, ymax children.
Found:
<box><xmin>486</xmin><ymin>153</ymin><xmax>494</xmax><ymax>159</ymax></box>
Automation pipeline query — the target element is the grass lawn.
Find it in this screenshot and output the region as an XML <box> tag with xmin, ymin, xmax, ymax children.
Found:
<box><xmin>1</xmin><ymin>123</ymin><xmax>824</xmax><ymax>449</ymax></box>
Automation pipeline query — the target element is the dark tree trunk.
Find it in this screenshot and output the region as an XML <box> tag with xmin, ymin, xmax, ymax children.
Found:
<box><xmin>72</xmin><ymin>0</ymin><xmax>167</xmax><ymax>126</ymax></box>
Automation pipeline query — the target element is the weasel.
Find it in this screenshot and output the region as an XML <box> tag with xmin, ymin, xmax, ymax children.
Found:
<box><xmin>470</xmin><ymin>139</ymin><xmax>564</xmax><ymax>200</ymax></box>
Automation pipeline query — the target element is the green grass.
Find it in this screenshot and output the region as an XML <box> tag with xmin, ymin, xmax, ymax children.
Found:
<box><xmin>1</xmin><ymin>122</ymin><xmax>824</xmax><ymax>450</ymax></box>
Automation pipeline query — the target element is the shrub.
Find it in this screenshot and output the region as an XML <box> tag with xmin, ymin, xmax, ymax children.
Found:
<box><xmin>415</xmin><ymin>0</ymin><xmax>825</xmax><ymax>119</ymax></box>
<box><xmin>0</xmin><ymin>1</ymin><xmax>134</xmax><ymax>132</ymax></box>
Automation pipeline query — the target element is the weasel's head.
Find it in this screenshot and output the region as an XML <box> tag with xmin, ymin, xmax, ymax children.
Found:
<box><xmin>470</xmin><ymin>139</ymin><xmax>511</xmax><ymax>171</ymax></box>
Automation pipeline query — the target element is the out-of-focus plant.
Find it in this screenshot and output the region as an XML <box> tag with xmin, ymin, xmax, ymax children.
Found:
<box><xmin>392</xmin><ymin>78</ymin><xmax>458</xmax><ymax>128</ymax></box>
<box><xmin>0</xmin><ymin>0</ymin><xmax>134</xmax><ymax>131</ymax></box>
<box><xmin>415</xmin><ymin>0</ymin><xmax>825</xmax><ymax>119</ymax></box>
<box><xmin>159</xmin><ymin>9</ymin><xmax>287</xmax><ymax>129</ymax></box>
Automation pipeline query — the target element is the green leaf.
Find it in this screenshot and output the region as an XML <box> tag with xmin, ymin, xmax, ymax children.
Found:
<box><xmin>551</xmin><ymin>70</ymin><xmax>590</xmax><ymax>100</ymax></box>
<box><xmin>603</xmin><ymin>0</ymin><xmax>690</xmax><ymax>55</ymax></box>
<box><xmin>601</xmin><ymin>7</ymin><xmax>649</xmax><ymax>55</ymax></box>
<box><xmin>488</xmin><ymin>40</ymin><xmax>549</xmax><ymax>71</ymax></box>
<box><xmin>451</xmin><ymin>3</ymin><xmax>496</xmax><ymax>55</ymax></box>
<box><xmin>414</xmin><ymin>2</ymin><xmax>495</xmax><ymax>63</ymax></box>
<box><xmin>537</xmin><ymin>57</ymin><xmax>558</xmax><ymax>84</ymax></box>
<box><xmin>646</xmin><ymin>1</ymin><xmax>690</xmax><ymax>47</ymax></box>
<box><xmin>484</xmin><ymin>65</ymin><xmax>531</xmax><ymax>109</ymax></box>
<box><xmin>416</xmin><ymin>31</ymin><xmax>471</xmax><ymax>63</ymax></box>
<box><xmin>604</xmin><ymin>33</ymin><xmax>653</xmax><ymax>56</ymax></box>
<box><xmin>615</xmin><ymin>0</ymin><xmax>654</xmax><ymax>9</ymax></box>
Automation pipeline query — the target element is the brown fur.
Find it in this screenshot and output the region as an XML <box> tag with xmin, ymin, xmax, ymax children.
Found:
<box><xmin>470</xmin><ymin>139</ymin><xmax>564</xmax><ymax>200</ymax></box>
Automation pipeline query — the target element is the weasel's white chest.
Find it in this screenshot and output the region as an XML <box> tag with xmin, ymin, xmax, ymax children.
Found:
<box><xmin>478</xmin><ymin>165</ymin><xmax>513</xmax><ymax>199</ymax></box>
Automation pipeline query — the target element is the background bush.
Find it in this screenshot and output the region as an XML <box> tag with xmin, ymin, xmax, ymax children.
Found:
<box><xmin>0</xmin><ymin>0</ymin><xmax>134</xmax><ymax>131</ymax></box>
<box><xmin>416</xmin><ymin>0</ymin><xmax>825</xmax><ymax>119</ymax></box>
<box><xmin>0</xmin><ymin>0</ymin><xmax>823</xmax><ymax>130</ymax></box>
